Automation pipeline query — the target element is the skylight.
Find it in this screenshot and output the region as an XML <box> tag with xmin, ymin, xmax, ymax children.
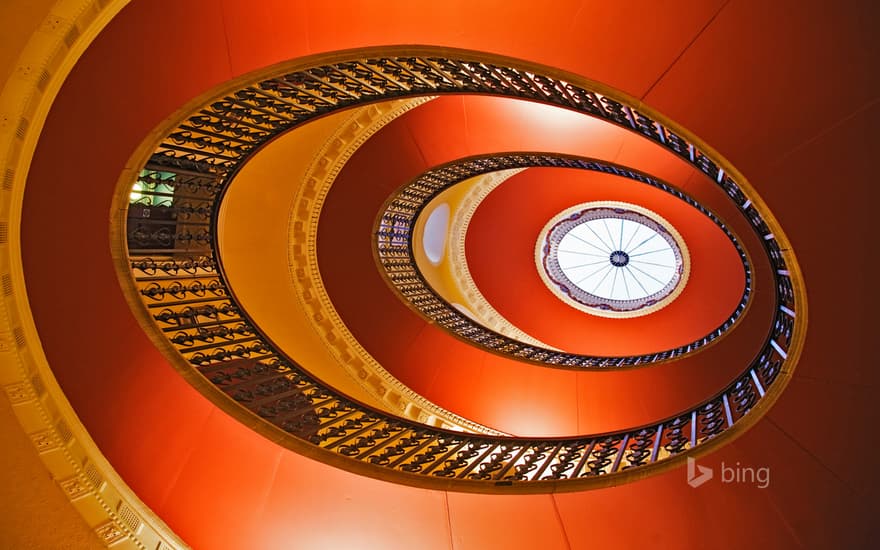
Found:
<box><xmin>537</xmin><ymin>202</ymin><xmax>689</xmax><ymax>318</ymax></box>
<box><xmin>557</xmin><ymin>217</ymin><xmax>676</xmax><ymax>301</ymax></box>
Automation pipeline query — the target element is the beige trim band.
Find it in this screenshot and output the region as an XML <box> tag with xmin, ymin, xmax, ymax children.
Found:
<box><xmin>286</xmin><ymin>98</ymin><xmax>506</xmax><ymax>435</ymax></box>
<box><xmin>0</xmin><ymin>0</ymin><xmax>186</xmax><ymax>548</ymax></box>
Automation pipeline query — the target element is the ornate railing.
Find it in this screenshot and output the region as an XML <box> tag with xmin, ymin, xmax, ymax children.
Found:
<box><xmin>375</xmin><ymin>154</ymin><xmax>750</xmax><ymax>368</ymax></box>
<box><xmin>121</xmin><ymin>49</ymin><xmax>804</xmax><ymax>492</ymax></box>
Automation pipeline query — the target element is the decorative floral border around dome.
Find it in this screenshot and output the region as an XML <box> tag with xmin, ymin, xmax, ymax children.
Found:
<box><xmin>536</xmin><ymin>201</ymin><xmax>690</xmax><ymax>319</ymax></box>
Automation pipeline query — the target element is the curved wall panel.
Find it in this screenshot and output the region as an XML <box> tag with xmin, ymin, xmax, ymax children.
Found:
<box><xmin>12</xmin><ymin>0</ymin><xmax>875</xmax><ymax>548</ymax></box>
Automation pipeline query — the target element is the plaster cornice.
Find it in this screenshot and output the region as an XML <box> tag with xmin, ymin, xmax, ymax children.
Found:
<box><xmin>287</xmin><ymin>98</ymin><xmax>506</xmax><ymax>435</ymax></box>
<box><xmin>0</xmin><ymin>0</ymin><xmax>186</xmax><ymax>548</ymax></box>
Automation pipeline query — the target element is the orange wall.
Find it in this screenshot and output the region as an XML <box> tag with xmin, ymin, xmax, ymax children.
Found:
<box><xmin>17</xmin><ymin>0</ymin><xmax>878</xmax><ymax>548</ymax></box>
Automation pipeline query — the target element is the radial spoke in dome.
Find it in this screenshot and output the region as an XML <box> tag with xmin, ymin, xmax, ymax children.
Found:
<box><xmin>591</xmin><ymin>263</ymin><xmax>615</xmax><ymax>293</ymax></box>
<box><xmin>610</xmin><ymin>266</ymin><xmax>619</xmax><ymax>298</ymax></box>
<box><xmin>619</xmin><ymin>265</ymin><xmax>631</xmax><ymax>299</ymax></box>
<box><xmin>624</xmin><ymin>265</ymin><xmax>649</xmax><ymax>296</ymax></box>
<box><xmin>561</xmin><ymin>258</ymin><xmax>612</xmax><ymax>269</ymax></box>
<box><xmin>575</xmin><ymin>263</ymin><xmax>612</xmax><ymax>285</ymax></box>
<box><xmin>628</xmin><ymin>263</ymin><xmax>668</xmax><ymax>286</ymax></box>
<box><xmin>558</xmin><ymin>248</ymin><xmax>606</xmax><ymax>257</ymax></box>
<box><xmin>630</xmin><ymin>259</ymin><xmax>673</xmax><ymax>268</ymax></box>
<box><xmin>622</xmin><ymin>222</ymin><xmax>640</xmax><ymax>252</ymax></box>
<box><xmin>577</xmin><ymin>223</ymin><xmax>614</xmax><ymax>253</ymax></box>
<box><xmin>619</xmin><ymin>219</ymin><xmax>625</xmax><ymax>250</ymax></box>
<box><xmin>628</xmin><ymin>248</ymin><xmax>667</xmax><ymax>258</ymax></box>
<box><xmin>626</xmin><ymin>232</ymin><xmax>658</xmax><ymax>254</ymax></box>
<box><xmin>568</xmin><ymin>231</ymin><xmax>612</xmax><ymax>254</ymax></box>
<box><xmin>602</xmin><ymin>219</ymin><xmax>617</xmax><ymax>252</ymax></box>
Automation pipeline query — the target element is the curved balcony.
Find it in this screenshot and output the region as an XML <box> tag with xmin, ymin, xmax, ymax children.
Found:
<box><xmin>376</xmin><ymin>152</ymin><xmax>754</xmax><ymax>368</ymax></box>
<box><xmin>118</xmin><ymin>51</ymin><xmax>804</xmax><ymax>492</ymax></box>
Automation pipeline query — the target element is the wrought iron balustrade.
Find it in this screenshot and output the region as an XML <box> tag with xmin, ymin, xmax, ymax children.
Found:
<box><xmin>121</xmin><ymin>50</ymin><xmax>805</xmax><ymax>492</ymax></box>
<box><xmin>375</xmin><ymin>153</ymin><xmax>751</xmax><ymax>368</ymax></box>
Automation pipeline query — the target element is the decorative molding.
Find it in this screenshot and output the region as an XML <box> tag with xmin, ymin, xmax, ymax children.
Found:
<box><xmin>56</xmin><ymin>417</ymin><xmax>74</xmax><ymax>444</ymax></box>
<box><xmin>117</xmin><ymin>501</ymin><xmax>143</xmax><ymax>534</ymax></box>
<box><xmin>4</xmin><ymin>381</ymin><xmax>31</xmax><ymax>404</ymax></box>
<box><xmin>286</xmin><ymin>98</ymin><xmax>505</xmax><ymax>436</ymax></box>
<box><xmin>31</xmin><ymin>429</ymin><xmax>59</xmax><ymax>453</ymax></box>
<box><xmin>0</xmin><ymin>0</ymin><xmax>188</xmax><ymax>548</ymax></box>
<box><xmin>95</xmin><ymin>522</ymin><xmax>126</xmax><ymax>545</ymax></box>
<box><xmin>31</xmin><ymin>371</ymin><xmax>46</xmax><ymax>396</ymax></box>
<box><xmin>59</xmin><ymin>475</ymin><xmax>91</xmax><ymax>500</ymax></box>
<box><xmin>83</xmin><ymin>460</ymin><xmax>106</xmax><ymax>491</ymax></box>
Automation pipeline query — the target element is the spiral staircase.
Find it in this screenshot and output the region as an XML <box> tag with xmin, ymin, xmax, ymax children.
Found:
<box><xmin>0</xmin><ymin>1</ymin><xmax>876</xmax><ymax>548</ymax></box>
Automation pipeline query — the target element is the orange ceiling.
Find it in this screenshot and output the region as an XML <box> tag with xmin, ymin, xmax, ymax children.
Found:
<box><xmin>318</xmin><ymin>93</ymin><xmax>776</xmax><ymax>436</ymax></box>
<box><xmin>16</xmin><ymin>0</ymin><xmax>878</xmax><ymax>548</ymax></box>
<box><xmin>465</xmin><ymin>166</ymin><xmax>744</xmax><ymax>356</ymax></box>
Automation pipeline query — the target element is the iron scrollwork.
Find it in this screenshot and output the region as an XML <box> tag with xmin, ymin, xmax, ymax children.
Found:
<box><xmin>375</xmin><ymin>154</ymin><xmax>749</xmax><ymax>367</ymax></box>
<box><xmin>122</xmin><ymin>50</ymin><xmax>803</xmax><ymax>492</ymax></box>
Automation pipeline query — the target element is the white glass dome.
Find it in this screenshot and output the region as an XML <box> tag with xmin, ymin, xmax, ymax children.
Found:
<box><xmin>536</xmin><ymin>202</ymin><xmax>689</xmax><ymax>318</ymax></box>
<box><xmin>557</xmin><ymin>217</ymin><xmax>677</xmax><ymax>301</ymax></box>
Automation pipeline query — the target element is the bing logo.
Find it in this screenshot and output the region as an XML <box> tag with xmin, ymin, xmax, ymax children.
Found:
<box><xmin>687</xmin><ymin>457</ymin><xmax>770</xmax><ymax>489</ymax></box>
